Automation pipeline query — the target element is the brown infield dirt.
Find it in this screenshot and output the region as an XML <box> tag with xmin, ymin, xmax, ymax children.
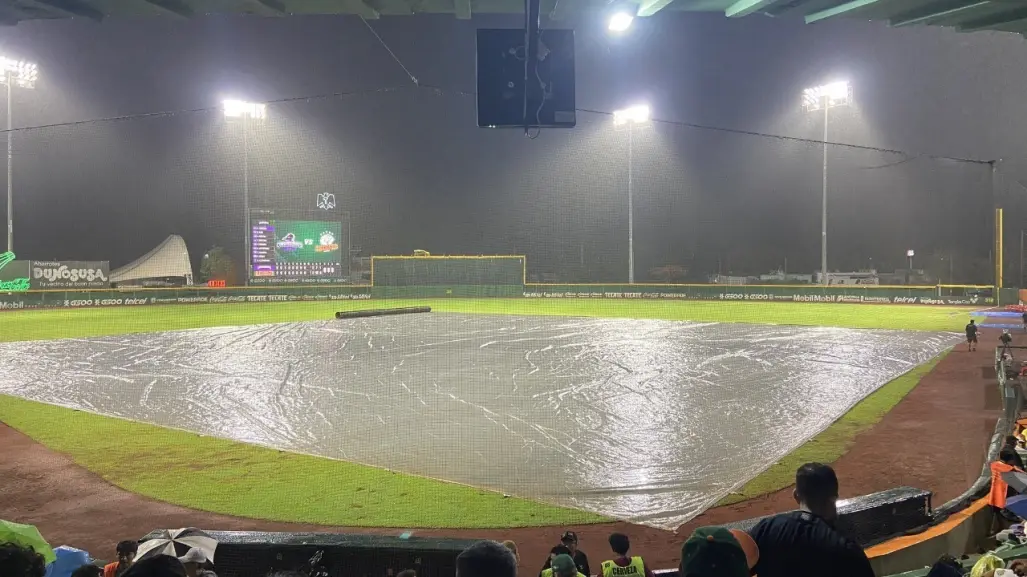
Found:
<box><xmin>0</xmin><ymin>328</ymin><xmax>1011</xmax><ymax>573</ymax></box>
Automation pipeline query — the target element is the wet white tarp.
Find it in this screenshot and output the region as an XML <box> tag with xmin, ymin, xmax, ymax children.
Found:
<box><xmin>0</xmin><ymin>314</ymin><xmax>960</xmax><ymax>529</ymax></box>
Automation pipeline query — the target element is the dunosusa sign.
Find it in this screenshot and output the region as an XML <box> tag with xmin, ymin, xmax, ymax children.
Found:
<box><xmin>31</xmin><ymin>261</ymin><xmax>110</xmax><ymax>289</ymax></box>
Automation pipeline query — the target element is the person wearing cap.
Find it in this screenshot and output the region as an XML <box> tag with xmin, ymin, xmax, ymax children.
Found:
<box><xmin>540</xmin><ymin>546</ymin><xmax>576</xmax><ymax>577</ymax></box>
<box><xmin>539</xmin><ymin>532</ymin><xmax>590</xmax><ymax>577</ymax></box>
<box><xmin>546</xmin><ymin>555</ymin><xmax>585</xmax><ymax>577</ymax></box>
<box><xmin>178</xmin><ymin>549</ymin><xmax>216</xmax><ymax>577</ymax></box>
<box><xmin>680</xmin><ymin>527</ymin><xmax>758</xmax><ymax>577</ymax></box>
<box><xmin>599</xmin><ymin>533</ymin><xmax>653</xmax><ymax>577</ymax></box>
<box><xmin>747</xmin><ymin>463</ymin><xmax>874</xmax><ymax>577</ymax></box>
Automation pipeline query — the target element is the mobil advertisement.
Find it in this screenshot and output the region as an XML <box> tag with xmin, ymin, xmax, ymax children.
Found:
<box><xmin>30</xmin><ymin>261</ymin><xmax>110</xmax><ymax>289</ymax></box>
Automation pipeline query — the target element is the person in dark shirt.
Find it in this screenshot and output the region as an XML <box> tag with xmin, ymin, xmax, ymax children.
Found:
<box><xmin>539</xmin><ymin>532</ymin><xmax>590</xmax><ymax>577</ymax></box>
<box><xmin>966</xmin><ymin>319</ymin><xmax>979</xmax><ymax>352</ymax></box>
<box><xmin>1004</xmin><ymin>436</ymin><xmax>1026</xmax><ymax>470</ymax></box>
<box><xmin>747</xmin><ymin>463</ymin><xmax>875</xmax><ymax>577</ymax></box>
<box><xmin>1022</xmin><ymin>311</ymin><xmax>1027</xmax><ymax>333</ymax></box>
<box><xmin>456</xmin><ymin>541</ymin><xmax>517</xmax><ymax>577</ymax></box>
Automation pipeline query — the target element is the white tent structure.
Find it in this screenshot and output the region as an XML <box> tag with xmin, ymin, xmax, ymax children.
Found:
<box><xmin>110</xmin><ymin>235</ymin><xmax>194</xmax><ymax>286</ymax></box>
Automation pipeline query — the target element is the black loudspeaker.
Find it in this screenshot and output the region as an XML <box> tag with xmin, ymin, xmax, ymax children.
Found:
<box><xmin>723</xmin><ymin>486</ymin><xmax>932</xmax><ymax>547</ymax></box>
<box><xmin>140</xmin><ymin>531</ymin><xmax>480</xmax><ymax>577</ymax></box>
<box><xmin>475</xmin><ymin>28</ymin><xmax>576</xmax><ymax>129</ymax></box>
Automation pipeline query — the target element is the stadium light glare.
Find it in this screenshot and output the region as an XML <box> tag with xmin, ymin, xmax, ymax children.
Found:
<box><xmin>608</xmin><ymin>11</ymin><xmax>634</xmax><ymax>32</ymax></box>
<box><xmin>612</xmin><ymin>105</ymin><xmax>649</xmax><ymax>126</ymax></box>
<box><xmin>222</xmin><ymin>99</ymin><xmax>267</xmax><ymax>120</ymax></box>
<box><xmin>802</xmin><ymin>81</ymin><xmax>851</xmax><ymax>112</ymax></box>
<box><xmin>802</xmin><ymin>80</ymin><xmax>852</xmax><ymax>286</ymax></box>
<box><xmin>0</xmin><ymin>55</ymin><xmax>38</xmax><ymax>253</ymax></box>
<box><xmin>0</xmin><ymin>58</ymin><xmax>38</xmax><ymax>90</ymax></box>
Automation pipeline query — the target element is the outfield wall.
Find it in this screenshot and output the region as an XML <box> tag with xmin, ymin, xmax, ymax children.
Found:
<box><xmin>0</xmin><ymin>283</ymin><xmax>992</xmax><ymax>310</ymax></box>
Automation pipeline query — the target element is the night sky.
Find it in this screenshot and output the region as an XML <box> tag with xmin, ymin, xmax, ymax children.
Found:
<box><xmin>0</xmin><ymin>12</ymin><xmax>1025</xmax><ymax>283</ymax></box>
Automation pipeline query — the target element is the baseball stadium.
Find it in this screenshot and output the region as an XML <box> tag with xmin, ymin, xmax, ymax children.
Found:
<box><xmin>4</xmin><ymin>2</ymin><xmax>1027</xmax><ymax>577</ymax></box>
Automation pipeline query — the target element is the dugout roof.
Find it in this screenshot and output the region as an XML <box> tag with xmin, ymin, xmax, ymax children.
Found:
<box><xmin>5</xmin><ymin>0</ymin><xmax>1027</xmax><ymax>36</ymax></box>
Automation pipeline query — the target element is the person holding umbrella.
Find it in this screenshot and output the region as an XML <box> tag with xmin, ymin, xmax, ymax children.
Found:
<box><xmin>0</xmin><ymin>543</ymin><xmax>47</xmax><ymax>577</ymax></box>
<box><xmin>0</xmin><ymin>520</ymin><xmax>56</xmax><ymax>567</ymax></box>
<box><xmin>178</xmin><ymin>549</ymin><xmax>216</xmax><ymax>577</ymax></box>
<box><xmin>134</xmin><ymin>528</ymin><xmax>217</xmax><ymax>566</ymax></box>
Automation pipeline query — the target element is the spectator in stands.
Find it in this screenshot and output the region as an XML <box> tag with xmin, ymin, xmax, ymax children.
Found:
<box><xmin>178</xmin><ymin>549</ymin><xmax>216</xmax><ymax>577</ymax></box>
<box><xmin>924</xmin><ymin>554</ymin><xmax>962</xmax><ymax>577</ymax></box>
<box><xmin>71</xmin><ymin>566</ymin><xmax>104</xmax><ymax>577</ymax></box>
<box><xmin>456</xmin><ymin>541</ymin><xmax>517</xmax><ymax>577</ymax></box>
<box><xmin>747</xmin><ymin>463</ymin><xmax>875</xmax><ymax>577</ymax></box>
<box><xmin>501</xmin><ymin>541</ymin><xmax>519</xmax><ymax>563</ymax></box>
<box><xmin>549</xmin><ymin>555</ymin><xmax>585</xmax><ymax>577</ymax></box>
<box><xmin>540</xmin><ymin>533</ymin><xmax>589</xmax><ymax>577</ymax></box>
<box><xmin>1002</xmin><ymin>330</ymin><xmax>1014</xmax><ymax>356</ymax></box>
<box><xmin>680</xmin><ymin>527</ymin><xmax>758</xmax><ymax>577</ymax></box>
<box><xmin>990</xmin><ymin>447</ymin><xmax>1024</xmax><ymax>532</ymax></box>
<box><xmin>0</xmin><ymin>543</ymin><xmax>46</xmax><ymax>577</ymax></box>
<box><xmin>1004</xmin><ymin>436</ymin><xmax>1026</xmax><ymax>469</ymax></box>
<box><xmin>103</xmin><ymin>541</ymin><xmax>138</xmax><ymax>577</ymax></box>
<box><xmin>600</xmin><ymin>533</ymin><xmax>653</xmax><ymax>577</ymax></box>
<box><xmin>540</xmin><ymin>546</ymin><xmax>574</xmax><ymax>577</ymax></box>
<box><xmin>122</xmin><ymin>555</ymin><xmax>186</xmax><ymax>577</ymax></box>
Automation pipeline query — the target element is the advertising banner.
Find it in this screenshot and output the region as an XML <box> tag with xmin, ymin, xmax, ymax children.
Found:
<box><xmin>30</xmin><ymin>261</ymin><xmax>110</xmax><ymax>289</ymax></box>
<box><xmin>0</xmin><ymin>253</ymin><xmax>30</xmax><ymax>292</ymax></box>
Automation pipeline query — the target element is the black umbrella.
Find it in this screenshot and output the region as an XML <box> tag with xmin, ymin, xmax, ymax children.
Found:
<box><xmin>136</xmin><ymin>528</ymin><xmax>218</xmax><ymax>562</ymax></box>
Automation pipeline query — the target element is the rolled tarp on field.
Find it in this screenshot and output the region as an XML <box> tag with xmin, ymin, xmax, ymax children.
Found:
<box><xmin>334</xmin><ymin>307</ymin><xmax>431</xmax><ymax>319</ymax></box>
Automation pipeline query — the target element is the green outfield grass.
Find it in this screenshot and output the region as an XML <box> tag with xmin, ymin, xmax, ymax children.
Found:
<box><xmin>0</xmin><ymin>299</ymin><xmax>964</xmax><ymax>528</ymax></box>
<box><xmin>0</xmin><ymin>298</ymin><xmax>973</xmax><ymax>343</ymax></box>
<box><xmin>0</xmin><ymin>394</ymin><xmax>603</xmax><ymax>528</ymax></box>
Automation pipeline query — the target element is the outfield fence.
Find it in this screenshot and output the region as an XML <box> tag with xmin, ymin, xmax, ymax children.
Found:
<box><xmin>0</xmin><ymin>282</ymin><xmax>996</xmax><ymax>310</ymax></box>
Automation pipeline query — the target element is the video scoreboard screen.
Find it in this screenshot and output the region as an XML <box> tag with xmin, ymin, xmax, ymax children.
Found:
<box><xmin>251</xmin><ymin>218</ymin><xmax>344</xmax><ymax>282</ymax></box>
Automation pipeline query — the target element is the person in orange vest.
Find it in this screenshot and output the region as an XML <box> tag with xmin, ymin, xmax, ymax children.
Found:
<box><xmin>989</xmin><ymin>447</ymin><xmax>1024</xmax><ymax>532</ymax></box>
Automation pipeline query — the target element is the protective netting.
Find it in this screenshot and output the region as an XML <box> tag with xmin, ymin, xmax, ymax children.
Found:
<box><xmin>0</xmin><ymin>315</ymin><xmax>959</xmax><ymax>529</ymax></box>
<box><xmin>0</xmin><ymin>87</ymin><xmax>999</xmax><ymax>285</ymax></box>
<box><xmin>0</xmin><ymin>87</ymin><xmax>998</xmax><ymax>531</ymax></box>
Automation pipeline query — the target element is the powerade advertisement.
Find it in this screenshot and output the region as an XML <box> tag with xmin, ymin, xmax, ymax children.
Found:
<box><xmin>251</xmin><ymin>218</ymin><xmax>344</xmax><ymax>281</ymax></box>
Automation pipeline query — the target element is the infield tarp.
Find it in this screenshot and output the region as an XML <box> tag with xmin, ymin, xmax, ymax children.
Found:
<box><xmin>0</xmin><ymin>314</ymin><xmax>960</xmax><ymax>528</ymax></box>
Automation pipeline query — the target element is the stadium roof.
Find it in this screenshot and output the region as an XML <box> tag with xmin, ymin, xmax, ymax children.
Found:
<box><xmin>3</xmin><ymin>0</ymin><xmax>1027</xmax><ymax>35</ymax></box>
<box><xmin>110</xmin><ymin>234</ymin><xmax>194</xmax><ymax>285</ymax></box>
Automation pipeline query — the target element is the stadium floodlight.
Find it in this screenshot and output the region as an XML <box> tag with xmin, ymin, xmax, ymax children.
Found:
<box><xmin>222</xmin><ymin>98</ymin><xmax>267</xmax><ymax>285</ymax></box>
<box><xmin>608</xmin><ymin>11</ymin><xmax>635</xmax><ymax>32</ymax></box>
<box><xmin>613</xmin><ymin>104</ymin><xmax>651</xmax><ymax>284</ymax></box>
<box><xmin>222</xmin><ymin>99</ymin><xmax>266</xmax><ymax>120</ymax></box>
<box><xmin>801</xmin><ymin>81</ymin><xmax>851</xmax><ymax>112</ymax></box>
<box><xmin>0</xmin><ymin>55</ymin><xmax>38</xmax><ymax>253</ymax></box>
<box><xmin>613</xmin><ymin>105</ymin><xmax>649</xmax><ymax>125</ymax></box>
<box><xmin>802</xmin><ymin>80</ymin><xmax>852</xmax><ymax>286</ymax></box>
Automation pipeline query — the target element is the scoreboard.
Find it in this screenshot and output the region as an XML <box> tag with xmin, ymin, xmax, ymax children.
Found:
<box><xmin>250</xmin><ymin>217</ymin><xmax>347</xmax><ymax>283</ymax></box>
